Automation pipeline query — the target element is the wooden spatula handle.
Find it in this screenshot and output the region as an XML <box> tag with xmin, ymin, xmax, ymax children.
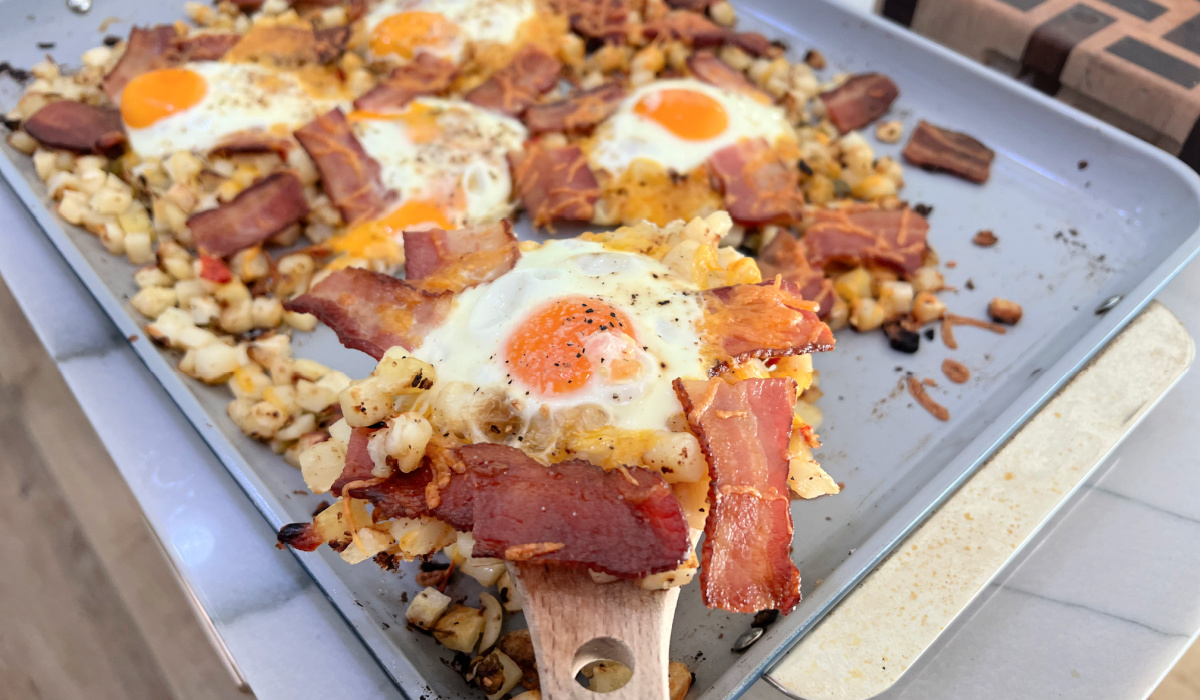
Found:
<box><xmin>509</xmin><ymin>563</ymin><xmax>681</xmax><ymax>699</ymax></box>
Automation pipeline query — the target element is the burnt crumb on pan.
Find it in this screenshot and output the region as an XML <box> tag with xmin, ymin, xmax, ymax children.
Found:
<box><xmin>803</xmin><ymin>48</ymin><xmax>826</xmax><ymax>69</ymax></box>
<box><xmin>924</xmin><ymin>328</ymin><xmax>935</xmax><ymax>340</ymax></box>
<box><xmin>0</xmin><ymin>62</ymin><xmax>33</xmax><ymax>83</ymax></box>
<box><xmin>988</xmin><ymin>297</ymin><xmax>1022</xmax><ymax>325</ymax></box>
<box><xmin>965</xmin><ymin>278</ymin><xmax>975</xmax><ymax>290</ymax></box>
<box><xmin>752</xmin><ymin>609</ymin><xmax>780</xmax><ymax>628</ymax></box>
<box><xmin>797</xmin><ymin>159</ymin><xmax>814</xmax><ymax>176</ymax></box>
<box><xmin>942</xmin><ymin>358</ymin><xmax>970</xmax><ymax>384</ymax></box>
<box><xmin>103</xmin><ymin>34</ymin><xmax>122</xmax><ymax>46</ymax></box>
<box><xmin>912</xmin><ymin>202</ymin><xmax>934</xmax><ymax>217</ymax></box>
<box><xmin>1078</xmin><ymin>159</ymin><xmax>1089</xmax><ymax>170</ymax></box>
<box><xmin>907</xmin><ymin>374</ymin><xmax>949</xmax><ymax>421</ymax></box>
<box><xmin>311</xmin><ymin>499</ymin><xmax>330</xmax><ymax>517</ymax></box>
<box><xmin>37</xmin><ymin>41</ymin><xmax>55</xmax><ymax>49</ymax></box>
<box><xmin>972</xmin><ymin>229</ymin><xmax>997</xmax><ymax>247</ymax></box>
<box><xmin>884</xmin><ymin>321</ymin><xmax>920</xmax><ymax>353</ymax></box>
<box><xmin>127</xmin><ymin>333</ymin><xmax>139</xmax><ymax>342</ymax></box>
<box><xmin>400</xmin><ymin>591</ymin><xmax>409</xmax><ymax>603</ymax></box>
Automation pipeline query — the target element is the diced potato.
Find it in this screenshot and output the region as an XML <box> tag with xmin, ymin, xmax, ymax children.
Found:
<box><xmin>470</xmin><ymin>650</ymin><xmax>523</xmax><ymax>700</ymax></box>
<box><xmin>461</xmin><ymin>557</ymin><xmax>506</xmax><ymax>587</ymax></box>
<box><xmin>828</xmin><ymin>296</ymin><xmax>849</xmax><ymax>331</ymax></box>
<box><xmin>188</xmin><ymin>296</ymin><xmax>220</xmax><ymax>326</ymax></box>
<box><xmin>771</xmin><ymin>355</ymin><xmax>814</xmax><ymax>394</ymax></box>
<box><xmin>228</xmin><ymin>364</ymin><xmax>273</xmax><ymax>401</ymax></box>
<box><xmin>375</xmin><ymin>347</ymin><xmax>438</xmax><ymax>390</ymax></box>
<box><xmin>911</xmin><ymin>291</ymin><xmax>946</xmax><ymax>324</ymax></box>
<box><xmin>251</xmin><ymin>296</ymin><xmax>284</xmax><ymax>329</ymax></box>
<box><xmin>849</xmin><ymin>298</ymin><xmax>885</xmax><ymax>332</ymax></box>
<box><xmin>387</xmin><ymin>517</ymin><xmax>456</xmax><ymax>558</ymax></box>
<box><xmin>668</xmin><ymin>661</ymin><xmax>693</xmax><ymax>700</ymax></box>
<box><xmin>192</xmin><ymin>342</ymin><xmax>241</xmax><ymax>383</ymax></box>
<box><xmin>174</xmin><ymin>279</ymin><xmax>207</xmax><ymax>307</ymax></box>
<box><xmin>328</xmin><ymin>418</ymin><xmax>352</xmax><ymax>445</ymax></box>
<box><xmin>275</xmin><ymin>412</ymin><xmax>317</xmax><ymax>443</ymax></box>
<box><xmin>641</xmin><ymin>564</ymin><xmax>697</xmax><ymax>590</ymax></box>
<box><xmin>478</xmin><ymin>593</ymin><xmax>503</xmax><ymax>652</ymax></box>
<box><xmin>291</xmin><ymin>358</ymin><xmax>328</xmax><ymax>382</ymax></box>
<box><xmin>131</xmin><ymin>286</ymin><xmax>178</xmax><ymax>319</ymax></box>
<box><xmin>407</xmin><ymin>587</ymin><xmax>453</xmax><ymax>630</ymax></box>
<box><xmin>673</xmin><ymin>479</ymin><xmax>710</xmax><ymax>531</ymax></box>
<box><xmin>219</xmin><ymin>298</ymin><xmax>254</xmax><ymax>334</ymax></box>
<box><xmin>341</xmin><ymin>527</ymin><xmax>394</xmax><ymax>564</ymax></box>
<box><xmin>835</xmin><ymin>267</ymin><xmax>871</xmax><ymax>302</ymax></box>
<box><xmin>299</xmin><ymin>438</ymin><xmax>347</xmax><ymax>494</ymax></box>
<box><xmin>313</xmin><ymin>497</ymin><xmax>370</xmax><ymax>543</ymax></box>
<box><xmin>283</xmin><ymin>310</ymin><xmax>318</xmax><ymax>331</ymax></box>
<box><xmin>433</xmin><ymin>605</ymin><xmax>485</xmax><ymax>653</ymax></box>
<box><xmin>642</xmin><ymin>432</ymin><xmax>706</xmax><ymax>484</ymax></box>
<box><xmin>145</xmin><ymin>307</ymin><xmax>194</xmax><ymax>347</ymax></box>
<box><xmin>585</xmin><ymin>660</ymin><xmax>633</xmax><ymax>692</ymax></box>
<box><xmin>794</xmin><ymin>400</ymin><xmax>824</xmax><ymax>431</ymax></box>
<box><xmin>877</xmin><ymin>280</ymin><xmax>915</xmax><ymax>320</ymax></box>
<box><xmin>339</xmin><ymin>376</ymin><xmax>395</xmax><ymax>428</ymax></box>
<box><xmin>227</xmin><ymin>398</ymin><xmax>289</xmax><ymax>439</ymax></box>
<box><xmin>134</xmin><ymin>266</ymin><xmax>173</xmax><ymax>289</ymax></box>
<box><xmin>909</xmin><ymin>265</ymin><xmax>943</xmax><ymax>294</ymax></box>
<box><xmin>367</xmin><ymin>412</ymin><xmax>432</xmax><ymax>476</ymax></box>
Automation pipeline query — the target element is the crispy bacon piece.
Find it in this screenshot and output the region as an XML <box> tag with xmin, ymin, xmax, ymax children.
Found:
<box><xmin>687</xmin><ymin>52</ymin><xmax>769</xmax><ymax>102</ymax></box>
<box><xmin>284</xmin><ymin>268</ymin><xmax>452</xmax><ymax>358</ymax></box>
<box><xmin>673</xmin><ymin>377</ymin><xmax>801</xmax><ymax>614</ymax></box>
<box><xmin>23</xmin><ymin>101</ymin><xmax>125</xmax><ymax>156</ymax></box>
<box><xmin>523</xmin><ymin>83</ymin><xmax>625</xmax><ymax>135</ymax></box>
<box><xmin>349</xmin><ymin>465</ymin><xmax>476</xmax><ymax>530</ymax></box>
<box><xmin>198</xmin><ymin>255</ymin><xmax>233</xmax><ymax>283</ymax></box>
<box><xmin>277</xmin><ymin>522</ymin><xmax>324</xmax><ymax>551</ymax></box>
<box><xmin>209</xmin><ymin>130</ymin><xmax>294</xmax><ymax>157</ymax></box>
<box><xmin>708</xmin><ymin>138</ymin><xmax>804</xmax><ymax>226</ymax></box>
<box><xmin>403</xmin><ymin>221</ymin><xmax>520</xmax><ymax>293</ymax></box>
<box><xmin>102</xmin><ymin>25</ymin><xmax>177</xmax><ymax>101</ymax></box>
<box><xmin>756</xmin><ymin>232</ymin><xmax>837</xmax><ymax>319</ymax></box>
<box><xmin>331</xmin><ymin>427</ymin><xmax>378</xmax><ymax>495</ymax></box>
<box><xmin>730</xmin><ymin>31</ymin><xmax>785</xmax><ymax>59</ymax></box>
<box><xmin>804</xmin><ymin>205</ymin><xmax>929</xmax><ymax>274</ymax></box>
<box><xmin>509</xmin><ymin>142</ymin><xmax>600</xmax><ymax>228</ymax></box>
<box><xmin>353</xmin><ymin>54</ymin><xmax>458</xmax><ymax>113</ymax></box>
<box><xmin>818</xmin><ymin>73</ymin><xmax>899</xmax><ymax>134</ymax></box>
<box><xmin>642</xmin><ymin>11</ymin><xmax>728</xmax><ymax>47</ymax></box>
<box><xmin>187</xmin><ymin>172</ymin><xmax>309</xmax><ymax>257</ymax></box>
<box><xmin>701</xmin><ymin>280</ymin><xmax>835</xmax><ymax>373</ymax></box>
<box><xmin>460</xmin><ymin>444</ymin><xmax>689</xmax><ymax>577</ymax></box>
<box><xmin>171</xmin><ymin>33</ymin><xmax>241</xmax><ymax>61</ymax></box>
<box><xmin>294</xmin><ymin>109</ymin><xmax>396</xmax><ymax>225</ymax></box>
<box><xmin>224</xmin><ymin>24</ymin><xmax>347</xmax><ymax>66</ymax></box>
<box><xmin>903</xmin><ymin>120</ymin><xmax>995</xmax><ymax>184</ymax></box>
<box><xmin>665</xmin><ymin>0</ymin><xmax>716</xmax><ymax>9</ymax></box>
<box><xmin>465</xmin><ymin>46</ymin><xmax>561</xmax><ymax>116</ymax></box>
<box><xmin>552</xmin><ymin>0</ymin><xmax>628</xmax><ymax>39</ymax></box>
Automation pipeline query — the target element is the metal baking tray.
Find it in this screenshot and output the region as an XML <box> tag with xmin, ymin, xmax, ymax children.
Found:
<box><xmin>2</xmin><ymin>0</ymin><xmax>1199</xmax><ymax>697</ymax></box>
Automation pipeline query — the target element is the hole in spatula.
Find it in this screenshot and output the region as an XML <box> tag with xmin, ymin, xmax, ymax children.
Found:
<box><xmin>573</xmin><ymin>637</ymin><xmax>635</xmax><ymax>692</ymax></box>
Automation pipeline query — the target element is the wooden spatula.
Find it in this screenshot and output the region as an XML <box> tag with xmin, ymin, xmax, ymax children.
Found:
<box><xmin>508</xmin><ymin>562</ymin><xmax>681</xmax><ymax>699</ymax></box>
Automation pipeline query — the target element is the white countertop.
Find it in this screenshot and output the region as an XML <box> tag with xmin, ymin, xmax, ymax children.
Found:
<box><xmin>4</xmin><ymin>2</ymin><xmax>1199</xmax><ymax>697</ymax></box>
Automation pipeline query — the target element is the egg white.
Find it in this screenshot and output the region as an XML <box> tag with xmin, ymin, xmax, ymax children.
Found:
<box><xmin>414</xmin><ymin>239</ymin><xmax>708</xmax><ymax>431</ymax></box>
<box><xmin>354</xmin><ymin>98</ymin><xmax>528</xmax><ymax>226</ymax></box>
<box><xmin>364</xmin><ymin>0</ymin><xmax>536</xmax><ymax>63</ymax></box>
<box><xmin>588</xmin><ymin>78</ymin><xmax>795</xmax><ymax>176</ymax></box>
<box><xmin>124</xmin><ymin>62</ymin><xmax>340</xmax><ymax>158</ymax></box>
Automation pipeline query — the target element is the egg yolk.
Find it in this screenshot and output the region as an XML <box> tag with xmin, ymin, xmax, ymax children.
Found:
<box><xmin>505</xmin><ymin>296</ymin><xmax>638</xmax><ymax>397</ymax></box>
<box><xmin>349</xmin><ymin>103</ymin><xmax>441</xmax><ymax>143</ymax></box>
<box><xmin>633</xmin><ymin>89</ymin><xmax>729</xmax><ymax>141</ymax></box>
<box><xmin>326</xmin><ymin>199</ymin><xmax>452</xmax><ymax>267</ymax></box>
<box><xmin>370</xmin><ymin>11</ymin><xmax>460</xmax><ymax>59</ymax></box>
<box><xmin>121</xmin><ymin>68</ymin><xmax>208</xmax><ymax>129</ymax></box>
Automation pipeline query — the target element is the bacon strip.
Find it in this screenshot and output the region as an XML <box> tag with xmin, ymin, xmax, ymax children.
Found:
<box><xmin>460</xmin><ymin>444</ymin><xmax>689</xmax><ymax>577</ymax></box>
<box><xmin>523</xmin><ymin>83</ymin><xmax>625</xmax><ymax>135</ymax></box>
<box><xmin>294</xmin><ymin>109</ymin><xmax>396</xmax><ymax>225</ymax></box>
<box><xmin>509</xmin><ymin>142</ymin><xmax>600</xmax><ymax>228</ymax></box>
<box><xmin>818</xmin><ymin>73</ymin><xmax>899</xmax><ymax>134</ymax></box>
<box><xmin>277</xmin><ymin>522</ymin><xmax>324</xmax><ymax>551</ymax></box>
<box><xmin>465</xmin><ymin>46</ymin><xmax>561</xmax><ymax>116</ymax></box>
<box><xmin>674</xmin><ymin>377</ymin><xmax>801</xmax><ymax>614</ymax></box>
<box><xmin>708</xmin><ymin>138</ymin><xmax>804</xmax><ymax>226</ymax></box>
<box><xmin>804</xmin><ymin>205</ymin><xmax>929</xmax><ymax>274</ymax></box>
<box><xmin>224</xmin><ymin>24</ymin><xmax>347</xmax><ymax>66</ymax></box>
<box><xmin>102</xmin><ymin>25</ymin><xmax>177</xmax><ymax>102</ymax></box>
<box><xmin>687</xmin><ymin>52</ymin><xmax>769</xmax><ymax>102</ymax></box>
<box><xmin>209</xmin><ymin>129</ymin><xmax>294</xmax><ymax>157</ymax></box>
<box><xmin>730</xmin><ymin>31</ymin><xmax>785</xmax><ymax>59</ymax></box>
<box><xmin>284</xmin><ymin>268</ymin><xmax>452</xmax><ymax>358</ymax></box>
<box><xmin>172</xmin><ymin>33</ymin><xmax>241</xmax><ymax>61</ymax></box>
<box><xmin>403</xmin><ymin>221</ymin><xmax>520</xmax><ymax>293</ymax></box>
<box><xmin>642</xmin><ymin>11</ymin><xmax>729</xmax><ymax>47</ymax></box>
<box><xmin>701</xmin><ymin>280</ymin><xmax>835</xmax><ymax>373</ymax></box>
<box><xmin>756</xmin><ymin>232</ymin><xmax>837</xmax><ymax>320</ymax></box>
<box><xmin>903</xmin><ymin>120</ymin><xmax>995</xmax><ymax>184</ymax></box>
<box><xmin>353</xmin><ymin>54</ymin><xmax>458</xmax><ymax>113</ymax></box>
<box><xmin>188</xmin><ymin>172</ymin><xmax>309</xmax><ymax>257</ymax></box>
<box><xmin>551</xmin><ymin>0</ymin><xmax>628</xmax><ymax>39</ymax></box>
<box><xmin>23</xmin><ymin>101</ymin><xmax>125</xmax><ymax>156</ymax></box>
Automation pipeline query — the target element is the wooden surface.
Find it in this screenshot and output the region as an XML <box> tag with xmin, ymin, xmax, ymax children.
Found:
<box><xmin>0</xmin><ymin>277</ymin><xmax>248</xmax><ymax>700</ymax></box>
<box><xmin>0</xmin><ymin>267</ymin><xmax>1195</xmax><ymax>700</ymax></box>
<box><xmin>510</xmin><ymin>563</ymin><xmax>680</xmax><ymax>699</ymax></box>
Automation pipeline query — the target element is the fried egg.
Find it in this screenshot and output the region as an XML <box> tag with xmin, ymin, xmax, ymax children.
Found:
<box><xmin>587</xmin><ymin>78</ymin><xmax>794</xmax><ymax>176</ymax></box>
<box><xmin>414</xmin><ymin>239</ymin><xmax>708</xmax><ymax>432</ymax></box>
<box><xmin>324</xmin><ymin>99</ymin><xmax>527</xmax><ymax>266</ymax></box>
<box><xmin>120</xmin><ymin>63</ymin><xmax>344</xmax><ymax>157</ymax></box>
<box><xmin>364</xmin><ymin>0</ymin><xmax>537</xmax><ymax>64</ymax></box>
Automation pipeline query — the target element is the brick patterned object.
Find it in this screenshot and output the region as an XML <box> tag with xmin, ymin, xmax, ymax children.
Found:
<box><xmin>883</xmin><ymin>0</ymin><xmax>1200</xmax><ymax>168</ymax></box>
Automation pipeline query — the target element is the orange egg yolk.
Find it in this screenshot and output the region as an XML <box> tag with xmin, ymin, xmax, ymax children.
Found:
<box><xmin>326</xmin><ymin>199</ymin><xmax>452</xmax><ymax>267</ymax></box>
<box><xmin>633</xmin><ymin>89</ymin><xmax>729</xmax><ymax>141</ymax></box>
<box><xmin>370</xmin><ymin>11</ymin><xmax>460</xmax><ymax>59</ymax></box>
<box><xmin>121</xmin><ymin>68</ymin><xmax>208</xmax><ymax>129</ymax></box>
<box><xmin>505</xmin><ymin>296</ymin><xmax>639</xmax><ymax>397</ymax></box>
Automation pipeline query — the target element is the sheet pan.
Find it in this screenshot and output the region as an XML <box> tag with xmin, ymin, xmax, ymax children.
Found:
<box><xmin>3</xmin><ymin>0</ymin><xmax>1199</xmax><ymax>697</ymax></box>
